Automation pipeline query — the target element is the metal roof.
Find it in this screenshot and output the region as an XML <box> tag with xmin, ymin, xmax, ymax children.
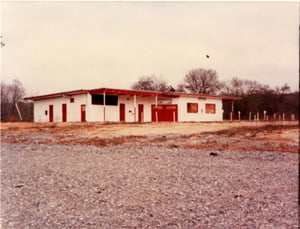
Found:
<box><xmin>24</xmin><ymin>87</ymin><xmax>241</xmax><ymax>101</ymax></box>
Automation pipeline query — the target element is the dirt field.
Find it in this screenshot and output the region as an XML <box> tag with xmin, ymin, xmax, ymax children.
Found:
<box><xmin>1</xmin><ymin>121</ymin><xmax>299</xmax><ymax>228</ymax></box>
<box><xmin>1</xmin><ymin>121</ymin><xmax>298</xmax><ymax>153</ymax></box>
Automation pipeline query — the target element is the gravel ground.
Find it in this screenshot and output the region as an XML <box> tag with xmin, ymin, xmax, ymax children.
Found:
<box><xmin>0</xmin><ymin>123</ymin><xmax>299</xmax><ymax>228</ymax></box>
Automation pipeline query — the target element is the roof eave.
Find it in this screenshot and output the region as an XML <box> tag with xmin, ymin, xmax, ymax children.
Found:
<box><xmin>24</xmin><ymin>89</ymin><xmax>88</xmax><ymax>101</ymax></box>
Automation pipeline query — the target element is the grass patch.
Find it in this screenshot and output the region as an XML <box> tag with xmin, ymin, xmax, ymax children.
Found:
<box><xmin>202</xmin><ymin>124</ymin><xmax>299</xmax><ymax>137</ymax></box>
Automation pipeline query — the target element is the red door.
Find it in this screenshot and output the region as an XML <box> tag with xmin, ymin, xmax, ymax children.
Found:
<box><xmin>62</xmin><ymin>104</ymin><xmax>67</xmax><ymax>122</ymax></box>
<box><xmin>138</xmin><ymin>104</ymin><xmax>144</xmax><ymax>122</ymax></box>
<box><xmin>152</xmin><ymin>105</ymin><xmax>178</xmax><ymax>122</ymax></box>
<box><xmin>81</xmin><ymin>105</ymin><xmax>86</xmax><ymax>122</ymax></box>
<box><xmin>120</xmin><ymin>103</ymin><xmax>125</xmax><ymax>122</ymax></box>
<box><xmin>49</xmin><ymin>105</ymin><xmax>53</xmax><ymax>122</ymax></box>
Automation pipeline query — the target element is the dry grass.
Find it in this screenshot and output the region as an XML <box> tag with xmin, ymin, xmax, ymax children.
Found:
<box><xmin>201</xmin><ymin>124</ymin><xmax>298</xmax><ymax>137</ymax></box>
<box><xmin>1</xmin><ymin>121</ymin><xmax>298</xmax><ymax>153</ymax></box>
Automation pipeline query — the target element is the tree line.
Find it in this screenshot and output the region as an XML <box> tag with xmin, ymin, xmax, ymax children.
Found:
<box><xmin>131</xmin><ymin>68</ymin><xmax>299</xmax><ymax>120</ymax></box>
<box><xmin>1</xmin><ymin>68</ymin><xmax>298</xmax><ymax>121</ymax></box>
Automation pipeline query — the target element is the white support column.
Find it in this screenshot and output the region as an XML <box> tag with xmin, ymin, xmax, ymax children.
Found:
<box><xmin>133</xmin><ymin>94</ymin><xmax>137</xmax><ymax>122</ymax></box>
<box><xmin>230</xmin><ymin>101</ymin><xmax>234</xmax><ymax>121</ymax></box>
<box><xmin>103</xmin><ymin>92</ymin><xmax>106</xmax><ymax>122</ymax></box>
<box><xmin>173</xmin><ymin>111</ymin><xmax>175</xmax><ymax>123</ymax></box>
<box><xmin>155</xmin><ymin>95</ymin><xmax>158</xmax><ymax>123</ymax></box>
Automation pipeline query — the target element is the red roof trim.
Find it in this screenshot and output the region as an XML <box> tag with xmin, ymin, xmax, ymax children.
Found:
<box><xmin>164</xmin><ymin>92</ymin><xmax>241</xmax><ymax>100</ymax></box>
<box><xmin>24</xmin><ymin>89</ymin><xmax>88</xmax><ymax>101</ymax></box>
<box><xmin>24</xmin><ymin>87</ymin><xmax>241</xmax><ymax>101</ymax></box>
<box><xmin>88</xmin><ymin>88</ymin><xmax>160</xmax><ymax>96</ymax></box>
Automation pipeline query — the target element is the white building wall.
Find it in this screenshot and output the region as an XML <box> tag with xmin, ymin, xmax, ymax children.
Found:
<box><xmin>118</xmin><ymin>95</ymin><xmax>156</xmax><ymax>122</ymax></box>
<box><xmin>86</xmin><ymin>93</ymin><xmax>101</xmax><ymax>122</ymax></box>
<box><xmin>32</xmin><ymin>92</ymin><xmax>223</xmax><ymax>123</ymax></box>
<box><xmin>172</xmin><ymin>96</ymin><xmax>223</xmax><ymax>122</ymax></box>
<box><xmin>201</xmin><ymin>98</ymin><xmax>223</xmax><ymax>121</ymax></box>
<box><xmin>85</xmin><ymin>94</ymin><xmax>155</xmax><ymax>122</ymax></box>
<box><xmin>33</xmin><ymin>94</ymin><xmax>88</xmax><ymax>122</ymax></box>
<box><xmin>119</xmin><ymin>95</ymin><xmax>134</xmax><ymax>122</ymax></box>
<box><xmin>34</xmin><ymin>100</ymin><xmax>50</xmax><ymax>122</ymax></box>
<box><xmin>69</xmin><ymin>94</ymin><xmax>88</xmax><ymax>121</ymax></box>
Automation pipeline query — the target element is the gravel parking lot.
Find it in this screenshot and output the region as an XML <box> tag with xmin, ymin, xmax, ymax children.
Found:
<box><xmin>1</xmin><ymin>122</ymin><xmax>299</xmax><ymax>228</ymax></box>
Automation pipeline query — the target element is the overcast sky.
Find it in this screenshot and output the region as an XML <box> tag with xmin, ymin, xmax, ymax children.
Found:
<box><xmin>1</xmin><ymin>1</ymin><xmax>299</xmax><ymax>96</ymax></box>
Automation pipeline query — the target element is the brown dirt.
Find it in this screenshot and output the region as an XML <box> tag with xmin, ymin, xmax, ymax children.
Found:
<box><xmin>1</xmin><ymin>121</ymin><xmax>298</xmax><ymax>153</ymax></box>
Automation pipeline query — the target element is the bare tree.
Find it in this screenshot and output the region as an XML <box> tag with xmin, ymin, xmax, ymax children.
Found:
<box><xmin>1</xmin><ymin>81</ymin><xmax>10</xmax><ymax>104</ymax></box>
<box><xmin>1</xmin><ymin>79</ymin><xmax>26</xmax><ymax>121</ymax></box>
<box><xmin>221</xmin><ymin>77</ymin><xmax>269</xmax><ymax>96</ymax></box>
<box><xmin>131</xmin><ymin>75</ymin><xmax>171</xmax><ymax>92</ymax></box>
<box><xmin>180</xmin><ymin>68</ymin><xmax>222</xmax><ymax>95</ymax></box>
<box><xmin>176</xmin><ymin>83</ymin><xmax>186</xmax><ymax>93</ymax></box>
<box><xmin>275</xmin><ymin>83</ymin><xmax>291</xmax><ymax>95</ymax></box>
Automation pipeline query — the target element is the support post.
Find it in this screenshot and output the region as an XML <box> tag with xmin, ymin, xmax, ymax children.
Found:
<box><xmin>133</xmin><ymin>94</ymin><xmax>137</xmax><ymax>122</ymax></box>
<box><xmin>15</xmin><ymin>103</ymin><xmax>23</xmax><ymax>121</ymax></box>
<box><xmin>231</xmin><ymin>101</ymin><xmax>234</xmax><ymax>121</ymax></box>
<box><xmin>155</xmin><ymin>95</ymin><xmax>158</xmax><ymax>123</ymax></box>
<box><xmin>103</xmin><ymin>92</ymin><xmax>106</xmax><ymax>122</ymax></box>
<box><xmin>173</xmin><ymin>111</ymin><xmax>175</xmax><ymax>123</ymax></box>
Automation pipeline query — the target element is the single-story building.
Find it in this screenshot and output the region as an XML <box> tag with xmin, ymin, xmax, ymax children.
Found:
<box><xmin>24</xmin><ymin>88</ymin><xmax>239</xmax><ymax>123</ymax></box>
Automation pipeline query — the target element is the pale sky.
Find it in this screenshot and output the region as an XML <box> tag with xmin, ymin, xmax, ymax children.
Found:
<box><xmin>1</xmin><ymin>1</ymin><xmax>299</xmax><ymax>96</ymax></box>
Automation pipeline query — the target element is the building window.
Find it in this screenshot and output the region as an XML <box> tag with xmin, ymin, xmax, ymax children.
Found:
<box><xmin>91</xmin><ymin>94</ymin><xmax>118</xmax><ymax>105</ymax></box>
<box><xmin>187</xmin><ymin>103</ymin><xmax>198</xmax><ymax>113</ymax></box>
<box><xmin>70</xmin><ymin>98</ymin><xmax>75</xmax><ymax>103</ymax></box>
<box><xmin>205</xmin><ymin>104</ymin><xmax>216</xmax><ymax>114</ymax></box>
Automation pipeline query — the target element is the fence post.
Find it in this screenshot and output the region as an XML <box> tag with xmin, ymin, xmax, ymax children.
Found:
<box><xmin>291</xmin><ymin>114</ymin><xmax>295</xmax><ymax>121</ymax></box>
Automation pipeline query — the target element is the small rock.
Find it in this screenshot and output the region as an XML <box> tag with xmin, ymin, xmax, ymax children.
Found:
<box><xmin>210</xmin><ymin>152</ymin><xmax>218</xmax><ymax>156</ymax></box>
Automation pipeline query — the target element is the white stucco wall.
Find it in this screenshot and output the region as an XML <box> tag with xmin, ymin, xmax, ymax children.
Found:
<box><xmin>33</xmin><ymin>94</ymin><xmax>88</xmax><ymax>122</ymax></box>
<box><xmin>172</xmin><ymin>96</ymin><xmax>223</xmax><ymax>122</ymax></box>
<box><xmin>118</xmin><ymin>95</ymin><xmax>155</xmax><ymax>122</ymax></box>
